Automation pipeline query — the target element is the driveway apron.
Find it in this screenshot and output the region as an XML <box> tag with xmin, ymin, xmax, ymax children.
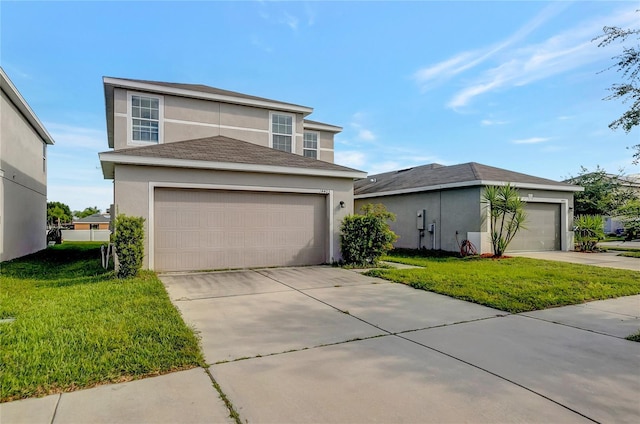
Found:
<box><xmin>161</xmin><ymin>266</ymin><xmax>640</xmax><ymax>423</ymax></box>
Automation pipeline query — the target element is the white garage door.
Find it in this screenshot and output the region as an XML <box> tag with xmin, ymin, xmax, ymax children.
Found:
<box><xmin>507</xmin><ymin>202</ymin><xmax>561</xmax><ymax>252</ymax></box>
<box><xmin>154</xmin><ymin>188</ymin><xmax>327</xmax><ymax>272</ymax></box>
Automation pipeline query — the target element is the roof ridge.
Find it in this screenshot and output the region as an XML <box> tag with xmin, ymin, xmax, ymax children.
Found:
<box><xmin>467</xmin><ymin>162</ymin><xmax>482</xmax><ymax>180</ymax></box>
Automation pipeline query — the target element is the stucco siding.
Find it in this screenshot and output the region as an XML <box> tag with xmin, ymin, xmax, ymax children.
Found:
<box><xmin>218</xmin><ymin>128</ymin><xmax>268</xmax><ymax>147</ymax></box>
<box><xmin>1</xmin><ymin>90</ymin><xmax>48</xmax><ymax>261</ymax></box>
<box><xmin>164</xmin><ymin>96</ymin><xmax>220</xmax><ymax>124</ymax></box>
<box><xmin>356</xmin><ymin>186</ymin><xmax>575</xmax><ymax>254</ymax></box>
<box><xmin>113</xmin><ymin>114</ymin><xmax>128</xmax><ymax>150</ymax></box>
<box><xmin>356</xmin><ymin>187</ymin><xmax>482</xmax><ymax>252</ymax></box>
<box><xmin>319</xmin><ymin>149</ymin><xmax>334</xmax><ymax>163</ymax></box>
<box><xmin>220</xmin><ymin>103</ymin><xmax>269</xmax><ymax>131</ymax></box>
<box><xmin>164</xmin><ymin>121</ymin><xmax>219</xmax><ymax>143</ymax></box>
<box><xmin>319</xmin><ymin>131</ymin><xmax>335</xmax><ymax>151</ymax></box>
<box><xmin>111</xmin><ymin>89</ymin><xmax>331</xmax><ymax>161</ymax></box>
<box><xmin>113</xmin><ymin>164</ymin><xmax>355</xmax><ymax>269</ymax></box>
<box><xmin>114</xmin><ymin>88</ymin><xmax>127</xmax><ymax>114</ymax></box>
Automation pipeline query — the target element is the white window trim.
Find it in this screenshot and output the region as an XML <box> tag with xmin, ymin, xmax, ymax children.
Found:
<box><xmin>127</xmin><ymin>91</ymin><xmax>164</xmax><ymax>146</ymax></box>
<box><xmin>303</xmin><ymin>130</ymin><xmax>320</xmax><ymax>159</ymax></box>
<box><xmin>269</xmin><ymin>111</ymin><xmax>296</xmax><ymax>153</ymax></box>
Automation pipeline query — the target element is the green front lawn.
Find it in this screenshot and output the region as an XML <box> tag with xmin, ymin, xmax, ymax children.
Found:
<box><xmin>0</xmin><ymin>243</ymin><xmax>204</xmax><ymax>402</ymax></box>
<box><xmin>367</xmin><ymin>251</ymin><xmax>640</xmax><ymax>313</ymax></box>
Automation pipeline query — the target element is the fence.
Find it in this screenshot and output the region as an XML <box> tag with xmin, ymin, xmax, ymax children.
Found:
<box><xmin>61</xmin><ymin>229</ymin><xmax>111</xmax><ymax>242</ymax></box>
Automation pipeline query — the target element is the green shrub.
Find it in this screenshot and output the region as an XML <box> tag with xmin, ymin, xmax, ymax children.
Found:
<box><xmin>340</xmin><ymin>204</ymin><xmax>398</xmax><ymax>266</ymax></box>
<box><xmin>574</xmin><ymin>215</ymin><xmax>605</xmax><ymax>251</ymax></box>
<box><xmin>114</xmin><ymin>214</ymin><xmax>145</xmax><ymax>278</ymax></box>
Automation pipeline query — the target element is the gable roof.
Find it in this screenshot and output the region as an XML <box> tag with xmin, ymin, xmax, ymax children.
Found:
<box><xmin>99</xmin><ymin>136</ymin><xmax>366</xmax><ymax>180</ymax></box>
<box><xmin>355</xmin><ymin>162</ymin><xmax>582</xmax><ymax>198</ymax></box>
<box><xmin>74</xmin><ymin>213</ymin><xmax>110</xmax><ymax>224</ymax></box>
<box><xmin>0</xmin><ymin>67</ymin><xmax>54</xmax><ymax>145</ymax></box>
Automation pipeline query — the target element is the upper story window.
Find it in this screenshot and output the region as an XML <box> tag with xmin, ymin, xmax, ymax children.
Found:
<box><xmin>129</xmin><ymin>93</ymin><xmax>163</xmax><ymax>144</ymax></box>
<box><xmin>303</xmin><ymin>132</ymin><xmax>318</xmax><ymax>159</ymax></box>
<box><xmin>271</xmin><ymin>113</ymin><xmax>293</xmax><ymax>153</ymax></box>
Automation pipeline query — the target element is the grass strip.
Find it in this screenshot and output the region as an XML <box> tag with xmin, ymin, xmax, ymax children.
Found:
<box><xmin>603</xmin><ymin>246</ymin><xmax>640</xmax><ymax>253</ymax></box>
<box><xmin>618</xmin><ymin>251</ymin><xmax>640</xmax><ymax>258</ymax></box>
<box><xmin>1</xmin><ymin>243</ymin><xmax>204</xmax><ymax>402</ymax></box>
<box><xmin>366</xmin><ymin>253</ymin><xmax>640</xmax><ymax>313</ymax></box>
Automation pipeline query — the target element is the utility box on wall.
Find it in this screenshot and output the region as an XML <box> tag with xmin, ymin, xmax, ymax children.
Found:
<box><xmin>416</xmin><ymin>209</ymin><xmax>426</xmax><ymax>230</ymax></box>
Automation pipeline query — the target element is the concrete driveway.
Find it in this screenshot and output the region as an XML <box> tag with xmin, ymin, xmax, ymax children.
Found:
<box><xmin>161</xmin><ymin>267</ymin><xmax>640</xmax><ymax>423</ymax></box>
<box><xmin>509</xmin><ymin>250</ymin><xmax>640</xmax><ymax>271</ymax></box>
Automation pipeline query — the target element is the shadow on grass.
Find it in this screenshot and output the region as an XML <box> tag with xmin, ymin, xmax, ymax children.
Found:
<box><xmin>1</xmin><ymin>242</ymin><xmax>113</xmax><ymax>284</ymax></box>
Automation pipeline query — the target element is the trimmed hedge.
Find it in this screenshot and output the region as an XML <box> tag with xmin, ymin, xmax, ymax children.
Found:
<box><xmin>340</xmin><ymin>204</ymin><xmax>397</xmax><ymax>266</ymax></box>
<box><xmin>114</xmin><ymin>214</ymin><xmax>145</xmax><ymax>278</ymax></box>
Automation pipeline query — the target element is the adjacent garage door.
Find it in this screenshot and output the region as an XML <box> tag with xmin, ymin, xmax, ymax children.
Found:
<box><xmin>507</xmin><ymin>202</ymin><xmax>561</xmax><ymax>252</ymax></box>
<box><xmin>154</xmin><ymin>188</ymin><xmax>327</xmax><ymax>272</ymax></box>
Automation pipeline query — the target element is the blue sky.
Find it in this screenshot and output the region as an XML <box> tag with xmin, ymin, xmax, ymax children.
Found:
<box><xmin>2</xmin><ymin>1</ymin><xmax>638</xmax><ymax>212</ymax></box>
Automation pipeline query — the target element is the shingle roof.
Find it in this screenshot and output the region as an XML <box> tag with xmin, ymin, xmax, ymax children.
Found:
<box><xmin>100</xmin><ymin>135</ymin><xmax>363</xmax><ymax>174</ymax></box>
<box><xmin>355</xmin><ymin>162</ymin><xmax>581</xmax><ymax>196</ymax></box>
<box><xmin>74</xmin><ymin>213</ymin><xmax>110</xmax><ymax>223</ymax></box>
<box><xmin>104</xmin><ymin>77</ymin><xmax>310</xmax><ymax>110</ymax></box>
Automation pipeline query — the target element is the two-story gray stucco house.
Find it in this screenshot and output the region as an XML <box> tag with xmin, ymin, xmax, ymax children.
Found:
<box><xmin>355</xmin><ymin>162</ymin><xmax>583</xmax><ymax>254</ymax></box>
<box><xmin>99</xmin><ymin>77</ymin><xmax>365</xmax><ymax>272</ymax></box>
<box><xmin>1</xmin><ymin>67</ymin><xmax>55</xmax><ymax>262</ymax></box>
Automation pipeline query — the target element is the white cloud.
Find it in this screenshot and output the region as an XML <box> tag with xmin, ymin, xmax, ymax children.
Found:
<box><xmin>335</xmin><ymin>151</ymin><xmax>366</xmax><ymax>169</ymax></box>
<box><xmin>358</xmin><ymin>129</ymin><xmax>376</xmax><ymax>141</ymax></box>
<box><xmin>481</xmin><ymin>119</ymin><xmax>509</xmax><ymax>126</ymax></box>
<box><xmin>282</xmin><ymin>12</ymin><xmax>299</xmax><ymax>30</ymax></box>
<box><xmin>45</xmin><ymin>123</ymin><xmax>106</xmax><ymax>150</ymax></box>
<box><xmin>415</xmin><ymin>5</ymin><xmax>638</xmax><ymax>110</ymax></box>
<box><xmin>512</xmin><ymin>137</ymin><xmax>551</xmax><ymax>144</ymax></box>
<box><xmin>367</xmin><ymin>161</ymin><xmax>404</xmax><ymax>175</ymax></box>
<box><xmin>413</xmin><ymin>2</ymin><xmax>569</xmax><ymax>90</ymax></box>
<box><xmin>349</xmin><ymin>112</ymin><xmax>377</xmax><ymax>142</ymax></box>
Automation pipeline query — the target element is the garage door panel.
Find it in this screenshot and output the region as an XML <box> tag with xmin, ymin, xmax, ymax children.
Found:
<box><xmin>508</xmin><ymin>203</ymin><xmax>561</xmax><ymax>252</ymax></box>
<box><xmin>154</xmin><ymin>188</ymin><xmax>327</xmax><ymax>271</ymax></box>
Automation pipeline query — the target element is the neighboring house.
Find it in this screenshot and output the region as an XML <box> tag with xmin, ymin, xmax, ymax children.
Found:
<box><xmin>354</xmin><ymin>162</ymin><xmax>583</xmax><ymax>254</ymax></box>
<box><xmin>0</xmin><ymin>67</ymin><xmax>55</xmax><ymax>262</ymax></box>
<box><xmin>99</xmin><ymin>77</ymin><xmax>365</xmax><ymax>272</ymax></box>
<box><xmin>73</xmin><ymin>213</ymin><xmax>111</xmax><ymax>230</ymax></box>
<box><xmin>564</xmin><ymin>172</ymin><xmax>640</xmax><ymax>235</ymax></box>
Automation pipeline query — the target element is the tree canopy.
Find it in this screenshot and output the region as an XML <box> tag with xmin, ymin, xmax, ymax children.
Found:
<box><xmin>74</xmin><ymin>206</ymin><xmax>100</xmax><ymax>218</ymax></box>
<box><xmin>47</xmin><ymin>201</ymin><xmax>73</xmax><ymax>226</ymax></box>
<box><xmin>595</xmin><ymin>15</ymin><xmax>640</xmax><ymax>162</ymax></box>
<box><xmin>566</xmin><ymin>166</ymin><xmax>635</xmax><ymax>216</ymax></box>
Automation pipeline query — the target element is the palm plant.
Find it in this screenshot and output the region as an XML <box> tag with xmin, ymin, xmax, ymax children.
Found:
<box><xmin>483</xmin><ymin>184</ymin><xmax>527</xmax><ymax>257</ymax></box>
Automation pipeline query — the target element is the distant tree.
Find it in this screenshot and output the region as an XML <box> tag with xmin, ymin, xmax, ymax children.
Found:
<box><xmin>616</xmin><ymin>199</ymin><xmax>640</xmax><ymax>240</ymax></box>
<box><xmin>566</xmin><ymin>166</ymin><xmax>635</xmax><ymax>216</ymax></box>
<box><xmin>74</xmin><ymin>206</ymin><xmax>100</xmax><ymax>218</ymax></box>
<box><xmin>594</xmin><ymin>14</ymin><xmax>640</xmax><ymax>162</ymax></box>
<box><xmin>482</xmin><ymin>184</ymin><xmax>527</xmax><ymax>257</ymax></box>
<box><xmin>47</xmin><ymin>201</ymin><xmax>72</xmax><ymax>226</ymax></box>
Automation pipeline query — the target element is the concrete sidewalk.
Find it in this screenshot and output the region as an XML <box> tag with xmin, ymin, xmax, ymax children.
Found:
<box><xmin>510</xmin><ymin>250</ymin><xmax>640</xmax><ymax>271</ymax></box>
<box><xmin>0</xmin><ymin>368</ymin><xmax>234</xmax><ymax>424</ymax></box>
<box><xmin>170</xmin><ymin>267</ymin><xmax>640</xmax><ymax>423</ymax></box>
<box><xmin>3</xmin><ymin>267</ymin><xmax>639</xmax><ymax>424</ymax></box>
